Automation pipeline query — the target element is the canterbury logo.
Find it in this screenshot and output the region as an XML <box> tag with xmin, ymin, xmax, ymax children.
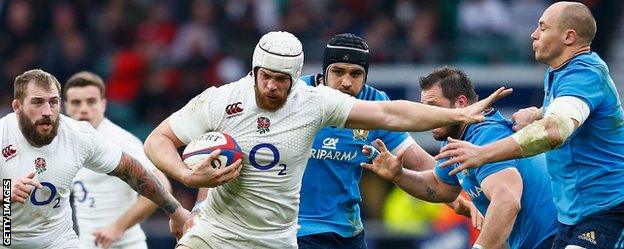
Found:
<box><xmin>225</xmin><ymin>102</ymin><xmax>244</xmax><ymax>116</ymax></box>
<box><xmin>2</xmin><ymin>144</ymin><xmax>17</xmax><ymax>159</ymax></box>
<box><xmin>578</xmin><ymin>231</ymin><xmax>597</xmax><ymax>245</ymax></box>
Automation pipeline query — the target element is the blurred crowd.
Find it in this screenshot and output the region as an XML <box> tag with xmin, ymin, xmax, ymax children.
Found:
<box><xmin>0</xmin><ymin>0</ymin><xmax>621</xmax><ymax>240</ymax></box>
<box><xmin>1</xmin><ymin>0</ymin><xmax>621</xmax><ymax>130</ymax></box>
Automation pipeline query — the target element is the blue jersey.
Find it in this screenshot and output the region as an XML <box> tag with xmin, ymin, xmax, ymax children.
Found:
<box><xmin>542</xmin><ymin>52</ymin><xmax>624</xmax><ymax>225</ymax></box>
<box><xmin>435</xmin><ymin>110</ymin><xmax>557</xmax><ymax>249</ymax></box>
<box><xmin>298</xmin><ymin>75</ymin><xmax>414</xmax><ymax>237</ymax></box>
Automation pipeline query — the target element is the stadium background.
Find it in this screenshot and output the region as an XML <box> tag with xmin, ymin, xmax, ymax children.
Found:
<box><xmin>0</xmin><ymin>0</ymin><xmax>622</xmax><ymax>248</ymax></box>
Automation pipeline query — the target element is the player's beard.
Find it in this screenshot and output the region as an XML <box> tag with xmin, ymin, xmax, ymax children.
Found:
<box><xmin>254</xmin><ymin>85</ymin><xmax>288</xmax><ymax>112</ymax></box>
<box><xmin>18</xmin><ymin>112</ymin><xmax>60</xmax><ymax>147</ymax></box>
<box><xmin>432</xmin><ymin>124</ymin><xmax>464</xmax><ymax>142</ymax></box>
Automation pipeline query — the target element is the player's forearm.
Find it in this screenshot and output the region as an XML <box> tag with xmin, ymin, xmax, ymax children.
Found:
<box><xmin>480</xmin><ymin>137</ymin><xmax>524</xmax><ymax>165</ymax></box>
<box><xmin>108</xmin><ymin>153</ymin><xmax>181</xmax><ymax>215</ymax></box>
<box><xmin>112</xmin><ymin>196</ymin><xmax>158</xmax><ymax>231</ymax></box>
<box><xmin>401</xmin><ymin>144</ymin><xmax>436</xmax><ymax>171</ymax></box>
<box><xmin>474</xmin><ymin>195</ymin><xmax>520</xmax><ymax>249</ymax></box>
<box><xmin>393</xmin><ymin>169</ymin><xmax>459</xmax><ymax>203</ymax></box>
<box><xmin>380</xmin><ymin>101</ymin><xmax>467</xmax><ymax>131</ymax></box>
<box><xmin>144</xmin><ymin>133</ymin><xmax>188</xmax><ymax>183</ymax></box>
<box><xmin>112</xmin><ymin>170</ymin><xmax>171</xmax><ymax>231</ymax></box>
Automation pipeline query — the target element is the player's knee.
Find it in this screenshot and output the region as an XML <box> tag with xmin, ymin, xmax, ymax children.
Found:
<box><xmin>176</xmin><ymin>245</ymin><xmax>193</xmax><ymax>249</ymax></box>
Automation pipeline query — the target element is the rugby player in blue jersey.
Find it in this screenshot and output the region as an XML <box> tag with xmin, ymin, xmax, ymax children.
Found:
<box><xmin>362</xmin><ymin>67</ymin><xmax>558</xmax><ymax>249</ymax></box>
<box><xmin>434</xmin><ymin>2</ymin><xmax>624</xmax><ymax>248</ymax></box>
<box><xmin>297</xmin><ymin>34</ymin><xmax>481</xmax><ymax>249</ymax></box>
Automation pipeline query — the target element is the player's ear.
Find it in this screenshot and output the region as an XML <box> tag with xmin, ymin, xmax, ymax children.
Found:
<box><xmin>12</xmin><ymin>99</ymin><xmax>21</xmax><ymax>113</ymax></box>
<box><xmin>454</xmin><ymin>95</ymin><xmax>469</xmax><ymax>108</ymax></box>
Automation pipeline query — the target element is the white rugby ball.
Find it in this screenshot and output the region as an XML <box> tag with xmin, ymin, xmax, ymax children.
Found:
<box><xmin>181</xmin><ymin>132</ymin><xmax>243</xmax><ymax>169</ymax></box>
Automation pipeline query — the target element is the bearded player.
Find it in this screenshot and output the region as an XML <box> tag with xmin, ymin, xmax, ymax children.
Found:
<box><xmin>144</xmin><ymin>31</ymin><xmax>511</xmax><ymax>248</ymax></box>
<box><xmin>0</xmin><ymin>69</ymin><xmax>189</xmax><ymax>249</ymax></box>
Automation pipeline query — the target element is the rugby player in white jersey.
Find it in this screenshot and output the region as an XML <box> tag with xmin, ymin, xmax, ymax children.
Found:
<box><xmin>144</xmin><ymin>31</ymin><xmax>511</xmax><ymax>249</ymax></box>
<box><xmin>64</xmin><ymin>71</ymin><xmax>172</xmax><ymax>249</ymax></box>
<box><xmin>0</xmin><ymin>69</ymin><xmax>190</xmax><ymax>249</ymax></box>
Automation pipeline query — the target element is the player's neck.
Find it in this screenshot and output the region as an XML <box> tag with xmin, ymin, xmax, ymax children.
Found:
<box><xmin>92</xmin><ymin>117</ymin><xmax>104</xmax><ymax>129</ymax></box>
<box><xmin>550</xmin><ymin>46</ymin><xmax>591</xmax><ymax>69</ymax></box>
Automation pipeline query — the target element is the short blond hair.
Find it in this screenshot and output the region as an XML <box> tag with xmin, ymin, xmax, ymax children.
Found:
<box><xmin>13</xmin><ymin>69</ymin><xmax>62</xmax><ymax>101</ymax></box>
<box><xmin>558</xmin><ymin>3</ymin><xmax>597</xmax><ymax>46</ymax></box>
<box><xmin>64</xmin><ymin>71</ymin><xmax>106</xmax><ymax>99</ymax></box>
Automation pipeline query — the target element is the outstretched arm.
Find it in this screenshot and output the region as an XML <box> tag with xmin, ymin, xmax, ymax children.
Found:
<box><xmin>94</xmin><ymin>170</ymin><xmax>172</xmax><ymax>249</ymax></box>
<box><xmin>369</xmin><ymin>140</ymin><xmax>482</xmax><ymax>228</ymax></box>
<box><xmin>107</xmin><ymin>152</ymin><xmax>189</xmax><ymax>239</ymax></box>
<box><xmin>436</xmin><ymin>96</ymin><xmax>587</xmax><ymax>175</ymax></box>
<box><xmin>361</xmin><ymin>140</ymin><xmax>462</xmax><ymax>203</ymax></box>
<box><xmin>346</xmin><ymin>87</ymin><xmax>512</xmax><ymax>131</ymax></box>
<box><xmin>396</xmin><ymin>142</ymin><xmax>483</xmax><ymax>226</ymax></box>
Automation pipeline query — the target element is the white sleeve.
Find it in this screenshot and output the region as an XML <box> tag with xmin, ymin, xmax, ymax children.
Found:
<box><xmin>169</xmin><ymin>87</ymin><xmax>215</xmax><ymax>144</ymax></box>
<box><xmin>390</xmin><ymin>136</ymin><xmax>416</xmax><ymax>155</ymax></box>
<box><xmin>84</xmin><ymin>126</ymin><xmax>123</xmax><ymax>174</ymax></box>
<box><xmin>316</xmin><ymin>85</ymin><xmax>357</xmax><ymax>128</ymax></box>
<box><xmin>544</xmin><ymin>96</ymin><xmax>590</xmax><ymax>126</ymax></box>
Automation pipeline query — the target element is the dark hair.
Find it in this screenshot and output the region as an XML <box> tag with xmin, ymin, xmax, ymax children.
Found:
<box><xmin>14</xmin><ymin>69</ymin><xmax>62</xmax><ymax>101</ymax></box>
<box><xmin>64</xmin><ymin>71</ymin><xmax>106</xmax><ymax>99</ymax></box>
<box><xmin>419</xmin><ymin>66</ymin><xmax>478</xmax><ymax>103</ymax></box>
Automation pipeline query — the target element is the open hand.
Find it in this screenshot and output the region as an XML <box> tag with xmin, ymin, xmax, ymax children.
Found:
<box><xmin>434</xmin><ymin>137</ymin><xmax>488</xmax><ymax>175</ymax></box>
<box><xmin>360</xmin><ymin>139</ymin><xmax>405</xmax><ymax>182</ymax></box>
<box><xmin>461</xmin><ymin>87</ymin><xmax>513</xmax><ymax>124</ymax></box>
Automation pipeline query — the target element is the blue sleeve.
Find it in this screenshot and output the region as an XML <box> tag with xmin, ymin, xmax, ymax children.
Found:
<box><xmin>301</xmin><ymin>75</ymin><xmax>316</xmax><ymax>87</ymax></box>
<box><xmin>467</xmin><ymin>123</ymin><xmax>517</xmax><ymax>183</ymax></box>
<box><xmin>434</xmin><ymin>160</ymin><xmax>460</xmax><ymax>186</ymax></box>
<box><xmin>553</xmin><ymin>66</ymin><xmax>604</xmax><ymax>112</ymax></box>
<box><xmin>377</xmin><ymin>130</ymin><xmax>411</xmax><ymax>152</ymax></box>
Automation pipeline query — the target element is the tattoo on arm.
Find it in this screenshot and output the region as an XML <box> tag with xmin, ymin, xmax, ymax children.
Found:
<box><xmin>426</xmin><ymin>186</ymin><xmax>437</xmax><ymax>200</ymax></box>
<box><xmin>108</xmin><ymin>153</ymin><xmax>179</xmax><ymax>214</ymax></box>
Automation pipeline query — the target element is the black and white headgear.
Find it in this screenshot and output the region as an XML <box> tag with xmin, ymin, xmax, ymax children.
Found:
<box><xmin>322</xmin><ymin>33</ymin><xmax>370</xmax><ymax>82</ymax></box>
<box><xmin>252</xmin><ymin>31</ymin><xmax>304</xmax><ymax>88</ymax></box>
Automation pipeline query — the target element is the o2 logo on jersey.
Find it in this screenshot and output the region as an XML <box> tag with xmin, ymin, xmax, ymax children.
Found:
<box><xmin>249</xmin><ymin>143</ymin><xmax>287</xmax><ymax>175</ymax></box>
<box><xmin>30</xmin><ymin>182</ymin><xmax>60</xmax><ymax>208</ymax></box>
<box><xmin>73</xmin><ymin>181</ymin><xmax>95</xmax><ymax>208</ymax></box>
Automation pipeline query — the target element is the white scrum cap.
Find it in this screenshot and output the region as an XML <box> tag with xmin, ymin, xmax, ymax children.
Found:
<box><xmin>252</xmin><ymin>31</ymin><xmax>304</xmax><ymax>88</ymax></box>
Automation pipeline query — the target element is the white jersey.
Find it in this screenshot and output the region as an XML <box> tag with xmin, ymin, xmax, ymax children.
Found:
<box><xmin>0</xmin><ymin>113</ymin><xmax>122</xmax><ymax>249</ymax></box>
<box><xmin>72</xmin><ymin>118</ymin><xmax>155</xmax><ymax>248</ymax></box>
<box><xmin>170</xmin><ymin>75</ymin><xmax>356</xmax><ymax>243</ymax></box>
